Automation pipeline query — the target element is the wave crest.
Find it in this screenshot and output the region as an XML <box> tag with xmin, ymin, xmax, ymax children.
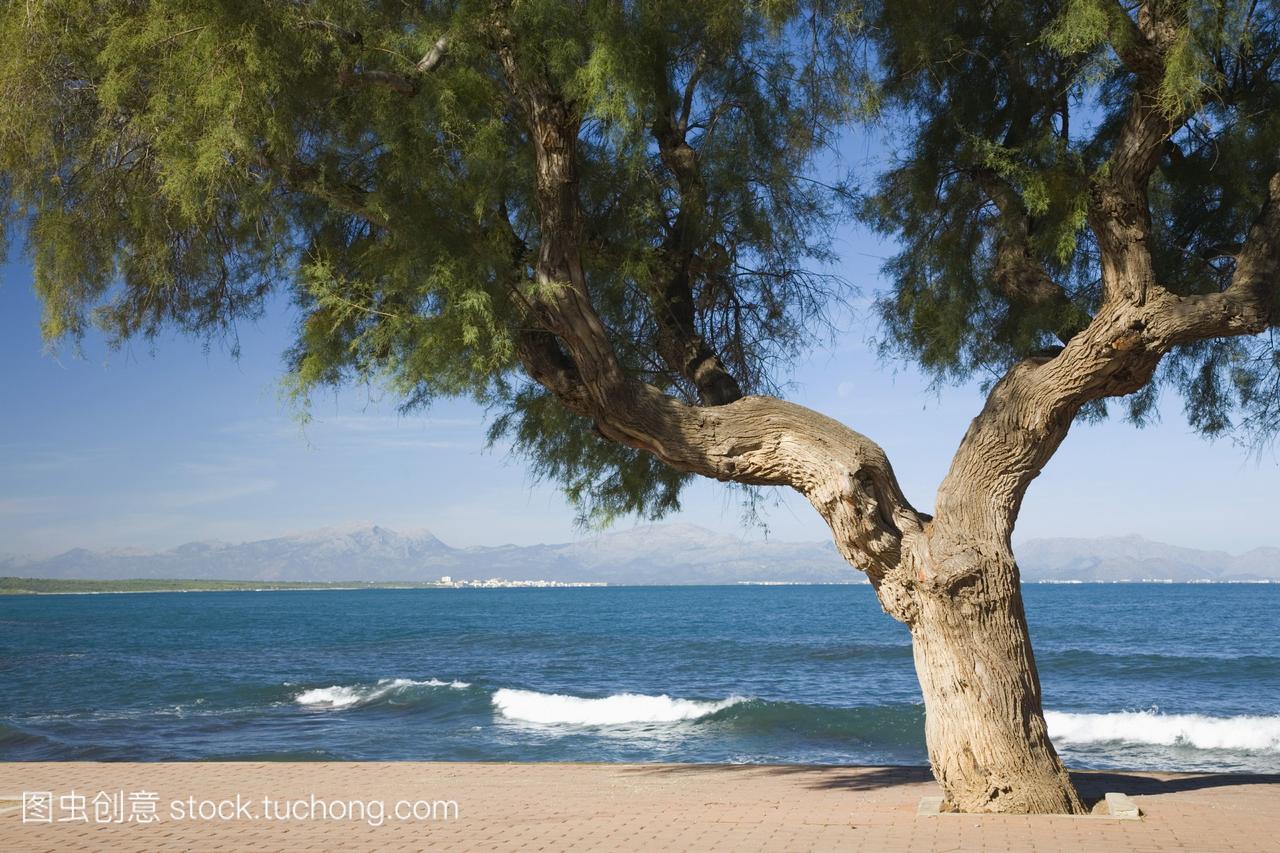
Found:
<box><xmin>295</xmin><ymin>678</ymin><xmax>470</xmax><ymax>710</ymax></box>
<box><xmin>1046</xmin><ymin>710</ymin><xmax>1280</xmax><ymax>753</ymax></box>
<box><xmin>492</xmin><ymin>688</ymin><xmax>745</xmax><ymax>725</ymax></box>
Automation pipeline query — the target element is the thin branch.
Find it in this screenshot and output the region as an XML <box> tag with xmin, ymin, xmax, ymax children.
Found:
<box><xmin>156</xmin><ymin>25</ymin><xmax>209</xmax><ymax>47</ymax></box>
<box><xmin>1089</xmin><ymin>1</ymin><xmax>1192</xmax><ymax>306</ymax></box>
<box><xmin>416</xmin><ymin>35</ymin><xmax>450</xmax><ymax>74</ymax></box>
<box><xmin>971</xmin><ymin>167</ymin><xmax>1090</xmax><ymax>344</ymax></box>
<box><xmin>337</xmin><ymin>34</ymin><xmax>451</xmax><ymax>96</ymax></box>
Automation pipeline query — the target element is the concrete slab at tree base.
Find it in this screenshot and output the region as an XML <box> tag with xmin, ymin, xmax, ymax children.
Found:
<box><xmin>1104</xmin><ymin>792</ymin><xmax>1142</xmax><ymax>819</ymax></box>
<box><xmin>917</xmin><ymin>791</ymin><xmax>1142</xmax><ymax>820</ymax></box>
<box><xmin>918</xmin><ymin>795</ymin><xmax>946</xmax><ymax>816</ymax></box>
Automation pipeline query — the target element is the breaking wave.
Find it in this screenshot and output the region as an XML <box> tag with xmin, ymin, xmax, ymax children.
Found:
<box><xmin>492</xmin><ymin>688</ymin><xmax>746</xmax><ymax>725</ymax></box>
<box><xmin>283</xmin><ymin>681</ymin><xmax>1280</xmax><ymax>758</ymax></box>
<box><xmin>1045</xmin><ymin>710</ymin><xmax>1280</xmax><ymax>753</ymax></box>
<box><xmin>294</xmin><ymin>678</ymin><xmax>471</xmax><ymax>710</ymax></box>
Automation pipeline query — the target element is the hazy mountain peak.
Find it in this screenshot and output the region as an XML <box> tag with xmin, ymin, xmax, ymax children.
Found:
<box><xmin>582</xmin><ymin>522</ymin><xmax>741</xmax><ymax>546</ymax></box>
<box><xmin>284</xmin><ymin>521</ymin><xmax>401</xmax><ymax>540</ymax></box>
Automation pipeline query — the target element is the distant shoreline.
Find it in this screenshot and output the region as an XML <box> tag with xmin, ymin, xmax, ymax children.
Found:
<box><xmin>6</xmin><ymin>525</ymin><xmax>1278</xmax><ymax>587</ymax></box>
<box><xmin>0</xmin><ymin>578</ymin><xmax>443</xmax><ymax>595</ymax></box>
<box><xmin>0</xmin><ymin>578</ymin><xmax>605</xmax><ymax>595</ymax></box>
<box><xmin>1</xmin><ymin>577</ymin><xmax>1276</xmax><ymax>595</ymax></box>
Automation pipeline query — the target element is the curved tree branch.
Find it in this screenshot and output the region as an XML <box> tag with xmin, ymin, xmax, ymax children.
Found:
<box><xmin>647</xmin><ymin>57</ymin><xmax>744</xmax><ymax>406</ymax></box>
<box><xmin>492</xmin><ymin>21</ymin><xmax>925</xmax><ymax>616</ymax></box>
<box><xmin>930</xmin><ymin>173</ymin><xmax>1279</xmax><ymax>588</ymax></box>
<box><xmin>1146</xmin><ymin>171</ymin><xmax>1280</xmax><ymax>343</ymax></box>
<box><xmin>973</xmin><ymin>167</ymin><xmax>1090</xmax><ymax>344</ymax></box>
<box><xmin>336</xmin><ymin>35</ymin><xmax>450</xmax><ymax>95</ymax></box>
<box><xmin>931</xmin><ymin>0</ymin><xmax>1262</xmax><ymax>579</ymax></box>
<box><xmin>252</xmin><ymin>153</ymin><xmax>387</xmax><ymax>227</ymax></box>
<box><xmin>1089</xmin><ymin>1</ymin><xmax>1190</xmax><ymax>305</ymax></box>
<box><xmin>923</xmin><ymin>4</ymin><xmax>1257</xmax><ymax>575</ymax></box>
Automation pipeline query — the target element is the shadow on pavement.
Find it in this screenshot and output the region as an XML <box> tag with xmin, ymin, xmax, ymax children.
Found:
<box><xmin>622</xmin><ymin>763</ymin><xmax>1280</xmax><ymax>798</ymax></box>
<box><xmin>1072</xmin><ymin>770</ymin><xmax>1280</xmax><ymax>799</ymax></box>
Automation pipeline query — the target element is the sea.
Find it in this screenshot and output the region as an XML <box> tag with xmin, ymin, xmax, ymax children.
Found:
<box><xmin>2</xmin><ymin>584</ymin><xmax>1278</xmax><ymax>772</ymax></box>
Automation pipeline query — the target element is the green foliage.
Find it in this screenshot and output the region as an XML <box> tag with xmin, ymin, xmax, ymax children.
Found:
<box><xmin>859</xmin><ymin>0</ymin><xmax>1279</xmax><ymax>437</ymax></box>
<box><xmin>0</xmin><ymin>0</ymin><xmax>863</xmax><ymax>524</ymax></box>
<box><xmin>3</xmin><ymin>0</ymin><xmax>1278</xmax><ymax>524</ymax></box>
<box><xmin>1157</xmin><ymin>26</ymin><xmax>1213</xmax><ymax>118</ymax></box>
<box><xmin>488</xmin><ymin>387</ymin><xmax>692</xmax><ymax>527</ymax></box>
<box><xmin>1043</xmin><ymin>0</ymin><xmax>1114</xmax><ymax>56</ymax></box>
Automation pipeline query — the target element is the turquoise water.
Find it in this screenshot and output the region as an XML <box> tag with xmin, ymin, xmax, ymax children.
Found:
<box><xmin>2</xmin><ymin>584</ymin><xmax>1278</xmax><ymax>771</ymax></box>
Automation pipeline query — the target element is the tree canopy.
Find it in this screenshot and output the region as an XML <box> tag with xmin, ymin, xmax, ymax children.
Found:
<box><xmin>1</xmin><ymin>0</ymin><xmax>1277</xmax><ymax>524</ymax></box>
<box><xmin>1</xmin><ymin>0</ymin><xmax>869</xmax><ymax>522</ymax></box>
<box><xmin>863</xmin><ymin>0</ymin><xmax>1280</xmax><ymax>439</ymax></box>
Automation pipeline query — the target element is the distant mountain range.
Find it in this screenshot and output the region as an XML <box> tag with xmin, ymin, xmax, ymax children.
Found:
<box><xmin>1015</xmin><ymin>535</ymin><xmax>1280</xmax><ymax>582</ymax></box>
<box><xmin>2</xmin><ymin>524</ymin><xmax>1278</xmax><ymax>584</ymax></box>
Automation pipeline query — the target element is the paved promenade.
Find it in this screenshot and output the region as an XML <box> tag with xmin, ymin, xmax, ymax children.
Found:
<box><xmin>2</xmin><ymin>762</ymin><xmax>1276</xmax><ymax>851</ymax></box>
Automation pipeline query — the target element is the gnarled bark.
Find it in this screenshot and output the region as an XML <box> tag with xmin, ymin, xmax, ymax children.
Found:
<box><xmin>910</xmin><ymin>549</ymin><xmax>1081</xmax><ymax>814</ymax></box>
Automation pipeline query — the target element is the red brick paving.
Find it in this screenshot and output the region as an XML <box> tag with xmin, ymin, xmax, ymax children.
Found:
<box><xmin>1</xmin><ymin>762</ymin><xmax>1276</xmax><ymax>851</ymax></box>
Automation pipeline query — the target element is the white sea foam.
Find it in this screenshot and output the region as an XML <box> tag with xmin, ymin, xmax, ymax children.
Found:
<box><xmin>491</xmin><ymin>688</ymin><xmax>745</xmax><ymax>725</ymax></box>
<box><xmin>1045</xmin><ymin>710</ymin><xmax>1280</xmax><ymax>753</ymax></box>
<box><xmin>294</xmin><ymin>678</ymin><xmax>470</xmax><ymax>710</ymax></box>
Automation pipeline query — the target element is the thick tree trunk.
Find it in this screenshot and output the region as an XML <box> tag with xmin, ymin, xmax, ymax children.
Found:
<box><xmin>906</xmin><ymin>552</ymin><xmax>1084</xmax><ymax>814</ymax></box>
<box><xmin>497</xmin><ymin>35</ymin><xmax>1171</xmax><ymax>815</ymax></box>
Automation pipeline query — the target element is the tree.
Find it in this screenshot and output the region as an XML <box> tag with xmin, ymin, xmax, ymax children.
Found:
<box><xmin>1</xmin><ymin>0</ymin><xmax>1276</xmax><ymax>814</ymax></box>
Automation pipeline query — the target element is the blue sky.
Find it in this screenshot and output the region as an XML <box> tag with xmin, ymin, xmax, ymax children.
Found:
<box><xmin>2</xmin><ymin>218</ymin><xmax>1277</xmax><ymax>558</ymax></box>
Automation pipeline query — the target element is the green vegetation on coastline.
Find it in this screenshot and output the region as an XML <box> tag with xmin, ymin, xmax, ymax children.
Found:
<box><xmin>0</xmin><ymin>577</ymin><xmax>446</xmax><ymax>595</ymax></box>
